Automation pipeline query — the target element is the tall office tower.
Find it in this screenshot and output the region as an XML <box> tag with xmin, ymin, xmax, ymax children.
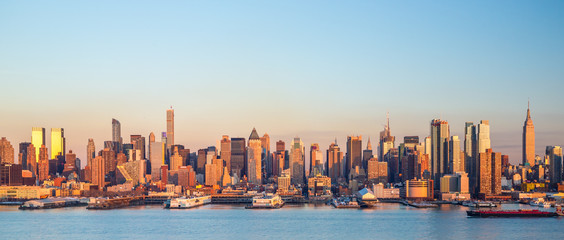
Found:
<box><xmin>38</xmin><ymin>145</ymin><xmax>49</xmax><ymax>181</ymax></box>
<box><xmin>31</xmin><ymin>127</ymin><xmax>45</xmax><ymax>163</ymax></box>
<box><xmin>19</xmin><ymin>142</ymin><xmax>30</xmax><ymax>169</ymax></box>
<box><xmin>309</xmin><ymin>143</ymin><xmax>323</xmax><ymax>177</ymax></box>
<box><xmin>430</xmin><ymin>119</ymin><xmax>450</xmax><ymax>186</ymax></box>
<box><xmin>131</xmin><ymin>135</ymin><xmax>146</xmax><ymax>160</ymax></box>
<box><xmin>362</xmin><ymin>138</ymin><xmax>373</xmax><ymax>173</ymax></box>
<box><xmin>102</xmin><ymin>148</ymin><xmax>116</xmax><ymax>176</ymax></box>
<box><xmin>464</xmin><ymin>122</ymin><xmax>476</xmax><ymax>179</ymax></box>
<box><xmin>247</xmin><ymin>128</ymin><xmax>262</xmax><ymax>184</ymax></box>
<box><xmin>65</xmin><ymin>150</ymin><xmax>77</xmax><ymax>168</ymax></box>
<box><xmin>87</xmin><ymin>139</ymin><xmax>95</xmax><ymax>170</ymax></box>
<box><xmin>92</xmin><ymin>156</ymin><xmax>106</xmax><ymax>188</ymax></box>
<box><xmin>477</xmin><ymin>120</ymin><xmax>491</xmax><ymax>153</ymax></box>
<box><xmin>491</xmin><ymin>151</ymin><xmax>502</xmax><ymax>195</ymax></box>
<box><xmin>0</xmin><ymin>137</ymin><xmax>14</xmax><ymax>164</ymax></box>
<box><xmin>26</xmin><ymin>144</ymin><xmax>36</xmax><ymax>176</ymax></box>
<box><xmin>260</xmin><ymin>133</ymin><xmax>270</xmax><ymax>179</ymax></box>
<box><xmin>220</xmin><ymin>135</ymin><xmax>231</xmax><ymax>173</ymax></box>
<box><xmin>367</xmin><ymin>157</ymin><xmax>388</xmax><ymax>184</ymax></box>
<box><xmin>346</xmin><ymin>136</ymin><xmax>362</xmax><ymax>180</ymax></box>
<box><xmin>547</xmin><ymin>146</ymin><xmax>563</xmax><ymax>188</ymax></box>
<box><xmin>290</xmin><ymin>137</ymin><xmax>305</xmax><ymax>185</ymax></box>
<box><xmin>50</xmin><ymin>128</ymin><xmax>65</xmax><ymax>160</ymax></box>
<box><xmin>523</xmin><ymin>102</ymin><xmax>535</xmax><ymax>166</ymax></box>
<box><xmin>449</xmin><ymin>136</ymin><xmax>462</xmax><ymax>173</ymax></box>
<box><xmin>231</xmin><ymin>138</ymin><xmax>246</xmax><ymax>178</ymax></box>
<box><xmin>478</xmin><ymin>149</ymin><xmax>492</xmax><ymax>195</ymax></box>
<box><xmin>0</xmin><ymin>163</ymin><xmax>22</xmax><ymax>186</ymax></box>
<box><xmin>196</xmin><ymin>149</ymin><xmax>207</xmax><ymax>175</ymax></box>
<box><xmin>273</xmin><ymin>140</ymin><xmax>286</xmax><ymax>177</ymax></box>
<box><xmin>148</xmin><ymin>132</ymin><xmax>155</xmax><ymax>167</ymax></box>
<box><xmin>166</xmin><ymin>108</ymin><xmax>174</xmax><ymax>150</ymax></box>
<box><xmin>327</xmin><ymin>141</ymin><xmax>343</xmax><ymax>183</ymax></box>
<box><xmin>170</xmin><ymin>147</ymin><xmax>183</xmax><ymax>171</ymax></box>
<box><xmin>112</xmin><ymin>118</ymin><xmax>122</xmax><ymax>144</ymax></box>
<box><xmin>150</xmin><ymin>141</ymin><xmax>164</xmax><ymax>178</ymax></box>
<box><xmin>379</xmin><ymin>114</ymin><xmax>395</xmax><ymax>162</ymax></box>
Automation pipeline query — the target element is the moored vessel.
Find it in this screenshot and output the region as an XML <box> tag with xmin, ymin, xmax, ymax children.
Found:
<box><xmin>467</xmin><ymin>206</ymin><xmax>563</xmax><ymax>218</ymax></box>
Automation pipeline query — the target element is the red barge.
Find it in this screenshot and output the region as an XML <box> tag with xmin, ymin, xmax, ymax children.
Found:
<box><xmin>467</xmin><ymin>206</ymin><xmax>563</xmax><ymax>218</ymax></box>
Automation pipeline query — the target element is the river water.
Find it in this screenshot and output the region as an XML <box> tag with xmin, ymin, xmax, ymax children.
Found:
<box><xmin>1</xmin><ymin>203</ymin><xmax>562</xmax><ymax>239</ymax></box>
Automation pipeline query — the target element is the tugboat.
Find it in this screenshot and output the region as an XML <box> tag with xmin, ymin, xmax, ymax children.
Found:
<box><xmin>467</xmin><ymin>205</ymin><xmax>564</xmax><ymax>218</ymax></box>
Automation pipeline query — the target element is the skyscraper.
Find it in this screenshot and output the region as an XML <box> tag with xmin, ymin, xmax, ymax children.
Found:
<box><xmin>290</xmin><ymin>137</ymin><xmax>305</xmax><ymax>185</ymax></box>
<box><xmin>327</xmin><ymin>141</ymin><xmax>343</xmax><ymax>183</ymax></box>
<box><xmin>166</xmin><ymin>108</ymin><xmax>174</xmax><ymax>150</ymax></box>
<box><xmin>0</xmin><ymin>137</ymin><xmax>14</xmax><ymax>164</ymax></box>
<box><xmin>260</xmin><ymin>133</ymin><xmax>270</xmax><ymax>179</ymax></box>
<box><xmin>38</xmin><ymin>145</ymin><xmax>49</xmax><ymax>182</ymax></box>
<box><xmin>477</xmin><ymin>148</ymin><xmax>502</xmax><ymax>196</ymax></box>
<box><xmin>464</xmin><ymin>122</ymin><xmax>476</xmax><ymax>178</ymax></box>
<box><xmin>309</xmin><ymin>143</ymin><xmax>322</xmax><ymax>177</ymax></box>
<box><xmin>131</xmin><ymin>135</ymin><xmax>146</xmax><ymax>160</ymax></box>
<box><xmin>449</xmin><ymin>136</ymin><xmax>462</xmax><ymax>173</ymax></box>
<box><xmin>87</xmin><ymin>139</ymin><xmax>95</xmax><ymax>170</ymax></box>
<box><xmin>150</xmin><ymin>141</ymin><xmax>164</xmax><ymax>179</ymax></box>
<box><xmin>18</xmin><ymin>142</ymin><xmax>30</xmax><ymax>169</ymax></box>
<box><xmin>477</xmin><ymin>120</ymin><xmax>491</xmax><ymax>154</ymax></box>
<box><xmin>523</xmin><ymin>102</ymin><xmax>535</xmax><ymax>166</ymax></box>
<box><xmin>430</xmin><ymin>119</ymin><xmax>450</xmax><ymax>185</ymax></box>
<box><xmin>220</xmin><ymin>135</ymin><xmax>231</xmax><ymax>173</ymax></box>
<box><xmin>231</xmin><ymin>138</ymin><xmax>246</xmax><ymax>178</ymax></box>
<box><xmin>92</xmin><ymin>156</ymin><xmax>106</xmax><ymax>188</ymax></box>
<box><xmin>379</xmin><ymin>113</ymin><xmax>395</xmax><ymax>162</ymax></box>
<box><xmin>31</xmin><ymin>127</ymin><xmax>45</xmax><ymax>163</ymax></box>
<box><xmin>50</xmin><ymin>128</ymin><xmax>65</xmax><ymax>160</ymax></box>
<box><xmin>346</xmin><ymin>135</ymin><xmax>362</xmax><ymax>180</ymax></box>
<box><xmin>26</xmin><ymin>144</ymin><xmax>36</xmax><ymax>176</ymax></box>
<box><xmin>148</xmin><ymin>132</ymin><xmax>155</xmax><ymax>166</ymax></box>
<box><xmin>362</xmin><ymin>138</ymin><xmax>373</xmax><ymax>172</ymax></box>
<box><xmin>112</xmin><ymin>118</ymin><xmax>122</xmax><ymax>144</ymax></box>
<box><xmin>547</xmin><ymin>146</ymin><xmax>562</xmax><ymax>188</ymax></box>
<box><xmin>247</xmin><ymin>128</ymin><xmax>262</xmax><ymax>184</ymax></box>
<box><xmin>170</xmin><ymin>146</ymin><xmax>183</xmax><ymax>171</ymax></box>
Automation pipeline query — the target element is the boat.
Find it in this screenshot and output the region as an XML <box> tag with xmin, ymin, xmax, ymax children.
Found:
<box><xmin>543</xmin><ymin>202</ymin><xmax>551</xmax><ymax>208</ymax></box>
<box><xmin>467</xmin><ymin>206</ymin><xmax>564</xmax><ymax>218</ymax></box>
<box><xmin>165</xmin><ymin>196</ymin><xmax>212</xmax><ymax>209</ymax></box>
<box><xmin>245</xmin><ymin>194</ymin><xmax>284</xmax><ymax>209</ymax></box>
<box><xmin>408</xmin><ymin>201</ymin><xmax>439</xmax><ymax>208</ymax></box>
<box><xmin>474</xmin><ymin>202</ymin><xmax>497</xmax><ymax>208</ymax></box>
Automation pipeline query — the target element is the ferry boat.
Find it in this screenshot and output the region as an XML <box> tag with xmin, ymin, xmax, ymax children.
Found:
<box><xmin>467</xmin><ymin>206</ymin><xmax>564</xmax><ymax>218</ymax></box>
<box><xmin>245</xmin><ymin>194</ymin><xmax>284</xmax><ymax>209</ymax></box>
<box><xmin>164</xmin><ymin>196</ymin><xmax>212</xmax><ymax>209</ymax></box>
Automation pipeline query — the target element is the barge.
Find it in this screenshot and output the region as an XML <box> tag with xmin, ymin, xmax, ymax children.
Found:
<box><xmin>467</xmin><ymin>206</ymin><xmax>563</xmax><ymax>218</ymax></box>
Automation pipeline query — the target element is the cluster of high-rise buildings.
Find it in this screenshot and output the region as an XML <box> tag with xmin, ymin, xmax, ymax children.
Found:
<box><xmin>1</xmin><ymin>103</ymin><xmax>563</xmax><ymax>199</ymax></box>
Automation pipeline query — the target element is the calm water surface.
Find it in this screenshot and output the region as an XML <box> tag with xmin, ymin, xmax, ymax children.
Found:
<box><xmin>1</xmin><ymin>203</ymin><xmax>563</xmax><ymax>239</ymax></box>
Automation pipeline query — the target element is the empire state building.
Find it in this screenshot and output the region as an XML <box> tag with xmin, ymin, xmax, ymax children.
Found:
<box><xmin>522</xmin><ymin>101</ymin><xmax>535</xmax><ymax>166</ymax></box>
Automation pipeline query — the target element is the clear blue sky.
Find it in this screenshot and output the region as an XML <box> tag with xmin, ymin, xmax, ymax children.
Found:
<box><xmin>1</xmin><ymin>1</ymin><xmax>563</xmax><ymax>167</ymax></box>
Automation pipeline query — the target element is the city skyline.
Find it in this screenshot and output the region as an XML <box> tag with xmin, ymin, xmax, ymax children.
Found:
<box><xmin>0</xmin><ymin>104</ymin><xmax>554</xmax><ymax>169</ymax></box>
<box><xmin>1</xmin><ymin>1</ymin><xmax>564</xmax><ymax>167</ymax></box>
